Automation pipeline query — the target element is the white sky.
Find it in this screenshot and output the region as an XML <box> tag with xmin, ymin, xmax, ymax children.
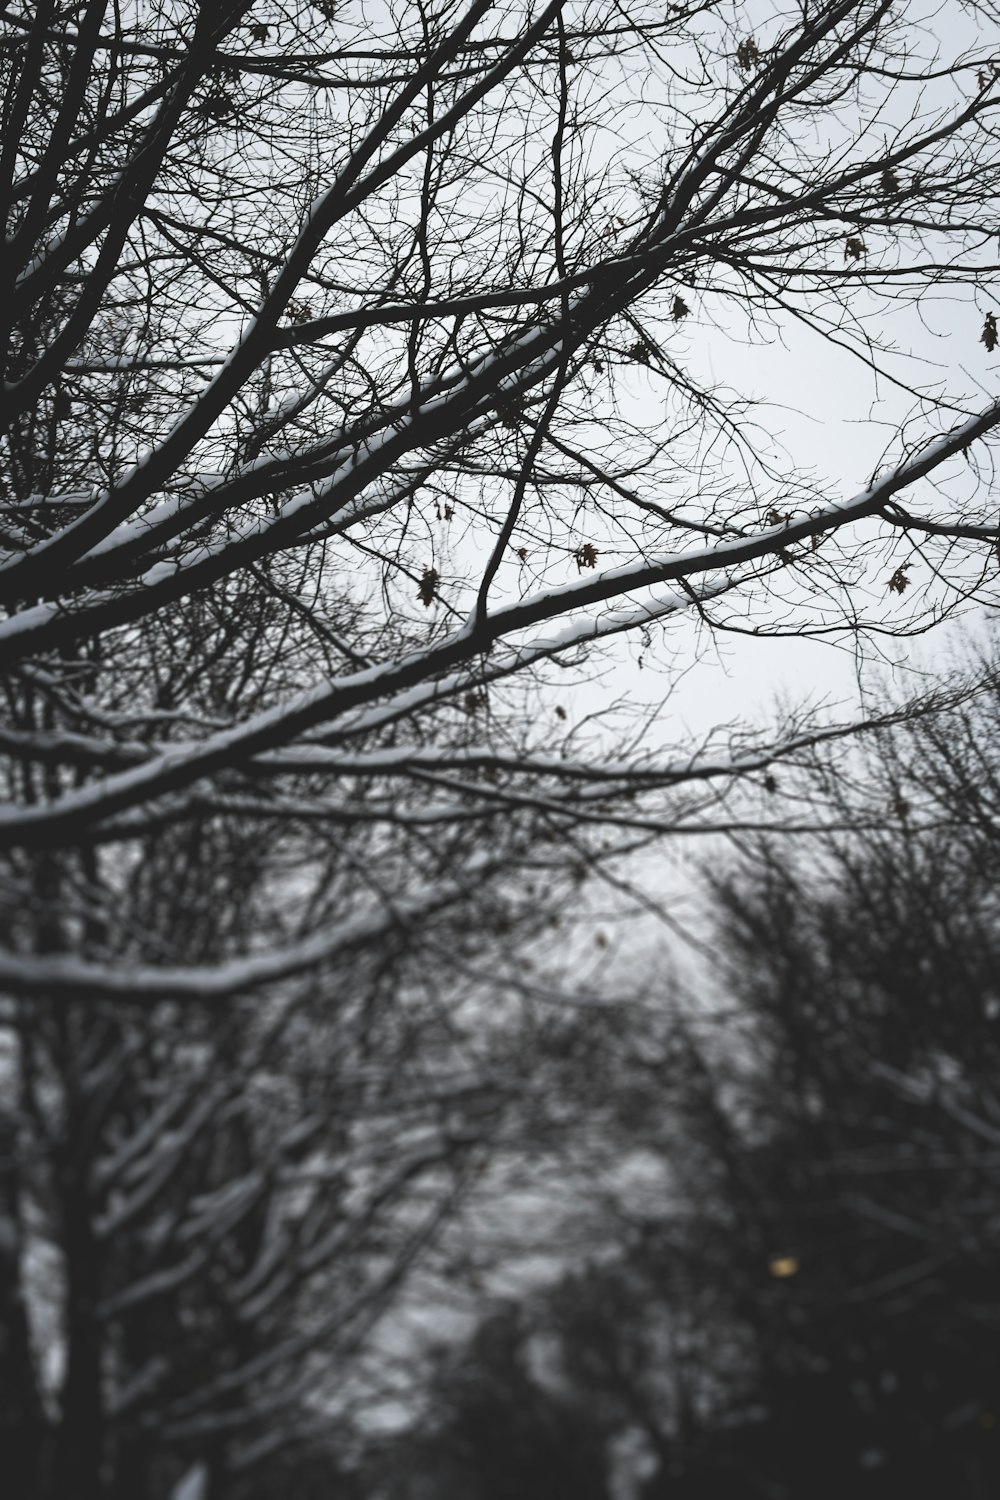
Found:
<box><xmin>574</xmin><ymin>268</ymin><xmax>999</xmax><ymax>746</ymax></box>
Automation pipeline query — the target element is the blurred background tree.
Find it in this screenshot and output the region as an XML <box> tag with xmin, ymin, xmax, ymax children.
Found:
<box><xmin>384</xmin><ymin>663</ymin><xmax>1000</xmax><ymax>1500</ymax></box>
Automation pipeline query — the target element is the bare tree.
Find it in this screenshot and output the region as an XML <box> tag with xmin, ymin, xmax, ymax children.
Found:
<box><xmin>3</xmin><ymin>827</ymin><xmax>589</xmax><ymax>1499</ymax></box>
<box><xmin>390</xmin><ymin>664</ymin><xmax>1000</xmax><ymax>1500</ymax></box>
<box><xmin>4</xmin><ymin>0</ymin><xmax>1000</xmax><ymax>900</ymax></box>
<box><xmin>6</xmin><ymin>1</ymin><xmax>1000</xmax><ymax>1495</ymax></box>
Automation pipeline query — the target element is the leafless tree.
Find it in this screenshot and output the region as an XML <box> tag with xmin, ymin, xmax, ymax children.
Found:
<box><xmin>387</xmin><ymin>664</ymin><xmax>1000</xmax><ymax>1500</ymax></box>
<box><xmin>6</xmin><ymin>0</ymin><xmax>1000</xmax><ymax>1495</ymax></box>
<box><xmin>5</xmin><ymin>0</ymin><xmax>1000</xmax><ymax>896</ymax></box>
<box><xmin>2</xmin><ymin>814</ymin><xmax>591</xmax><ymax>1498</ymax></box>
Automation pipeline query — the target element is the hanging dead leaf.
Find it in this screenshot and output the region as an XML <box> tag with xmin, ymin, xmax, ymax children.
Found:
<box><xmin>887</xmin><ymin>563</ymin><xmax>911</xmax><ymax>595</ymax></box>
<box><xmin>736</xmin><ymin>37</ymin><xmax>760</xmax><ymax>71</ymax></box>
<box><xmin>249</xmin><ymin>22</ymin><xmax>269</xmax><ymax>41</ymax></box>
<box><xmin>671</xmin><ymin>294</ymin><xmax>690</xmax><ymax>321</ymax></box>
<box><xmin>285</xmin><ymin>299</ymin><xmax>314</xmax><ymax>324</ymax></box>
<box><xmin>555</xmin><ymin>705</ymin><xmax>567</xmax><ymax>720</ymax></box>
<box><xmin>982</xmin><ymin>312</ymin><xmax>998</xmax><ymax>352</ymax></box>
<box><xmin>844</xmin><ymin>235</ymin><xmax>866</xmax><ymax>261</ymax></box>
<box><xmin>418</xmin><ymin>567</ymin><xmax>439</xmax><ymax>607</ymax></box>
<box><xmin>763</xmin><ymin>774</ymin><xmax>777</xmax><ymax>794</ymax></box>
<box><xmin>516</xmin><ymin>546</ymin><xmax>528</xmax><ymax>561</ymax></box>
<box><xmin>575</xmin><ymin>542</ymin><xmax>599</xmax><ymax>570</ymax></box>
<box><xmin>627</xmin><ymin>340</ymin><xmax>653</xmax><ymax>364</ymax></box>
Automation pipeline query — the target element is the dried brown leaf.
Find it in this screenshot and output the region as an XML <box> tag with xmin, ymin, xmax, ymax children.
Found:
<box><xmin>418</xmin><ymin>567</ymin><xmax>439</xmax><ymax>607</ymax></box>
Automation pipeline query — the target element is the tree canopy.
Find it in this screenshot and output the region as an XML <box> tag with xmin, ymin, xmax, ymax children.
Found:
<box><xmin>5</xmin><ymin>0</ymin><xmax>1000</xmax><ymax>931</ymax></box>
<box><xmin>393</xmin><ymin>664</ymin><xmax>1000</xmax><ymax>1500</ymax></box>
<box><xmin>5</xmin><ymin>1</ymin><xmax>1000</xmax><ymax>1495</ymax></box>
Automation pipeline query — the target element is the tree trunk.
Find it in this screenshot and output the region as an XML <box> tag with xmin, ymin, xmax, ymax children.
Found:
<box><xmin>0</xmin><ymin>1116</ymin><xmax>48</xmax><ymax>1496</ymax></box>
<box><xmin>53</xmin><ymin>1161</ymin><xmax>105</xmax><ymax>1500</ymax></box>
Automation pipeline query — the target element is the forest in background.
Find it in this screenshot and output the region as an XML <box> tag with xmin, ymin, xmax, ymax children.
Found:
<box><xmin>362</xmin><ymin>659</ymin><xmax>1000</xmax><ymax>1500</ymax></box>
<box><xmin>5</xmin><ymin>0</ymin><xmax>1000</xmax><ymax>1495</ymax></box>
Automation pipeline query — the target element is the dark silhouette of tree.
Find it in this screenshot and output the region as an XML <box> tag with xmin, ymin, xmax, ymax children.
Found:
<box><xmin>403</xmin><ymin>665</ymin><xmax>1000</xmax><ymax>1500</ymax></box>
<box><xmin>8</xmin><ymin>0</ymin><xmax>1000</xmax><ymax>1494</ymax></box>
<box><xmin>5</xmin><ymin>0</ymin><xmax>1000</xmax><ymax>947</ymax></box>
